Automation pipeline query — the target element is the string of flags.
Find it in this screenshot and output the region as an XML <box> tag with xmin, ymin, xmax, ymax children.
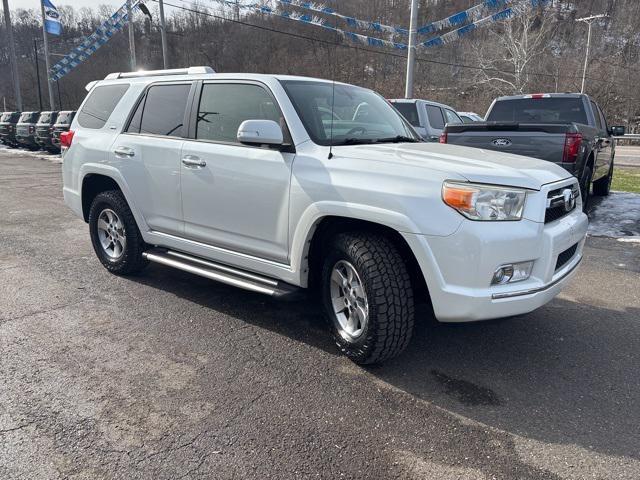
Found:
<box><xmin>50</xmin><ymin>0</ymin><xmax>143</xmax><ymax>81</ymax></box>
<box><xmin>48</xmin><ymin>0</ymin><xmax>549</xmax><ymax>81</ymax></box>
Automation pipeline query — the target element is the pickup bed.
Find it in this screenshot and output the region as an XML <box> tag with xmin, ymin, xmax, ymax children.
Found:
<box><xmin>441</xmin><ymin>93</ymin><xmax>626</xmax><ymax>208</ymax></box>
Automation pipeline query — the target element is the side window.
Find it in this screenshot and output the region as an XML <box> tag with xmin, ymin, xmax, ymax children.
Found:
<box><xmin>590</xmin><ymin>101</ymin><xmax>603</xmax><ymax>130</ymax></box>
<box><xmin>444</xmin><ymin>108</ymin><xmax>462</xmax><ymax>125</ymax></box>
<box><xmin>78</xmin><ymin>84</ymin><xmax>130</xmax><ymax>129</ymax></box>
<box><xmin>597</xmin><ymin>105</ymin><xmax>608</xmax><ymax>131</ymax></box>
<box><xmin>425</xmin><ymin>105</ymin><xmax>445</xmax><ymax>129</ymax></box>
<box><xmin>135</xmin><ymin>84</ymin><xmax>191</xmax><ymax>137</ymax></box>
<box><xmin>196</xmin><ymin>83</ymin><xmax>282</xmax><ymax>143</ymax></box>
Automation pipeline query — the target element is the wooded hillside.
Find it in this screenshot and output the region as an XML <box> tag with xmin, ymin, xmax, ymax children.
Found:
<box><xmin>1</xmin><ymin>0</ymin><xmax>639</xmax><ymax>126</ymax></box>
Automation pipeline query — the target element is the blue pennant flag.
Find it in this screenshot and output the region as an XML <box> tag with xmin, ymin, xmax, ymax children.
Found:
<box><xmin>43</xmin><ymin>0</ymin><xmax>62</xmax><ymax>36</ymax></box>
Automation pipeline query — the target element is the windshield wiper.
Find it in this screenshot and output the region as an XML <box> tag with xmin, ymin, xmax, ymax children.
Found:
<box><xmin>337</xmin><ymin>138</ymin><xmax>377</xmax><ymax>145</ymax></box>
<box><xmin>375</xmin><ymin>135</ymin><xmax>420</xmax><ymax>143</ymax></box>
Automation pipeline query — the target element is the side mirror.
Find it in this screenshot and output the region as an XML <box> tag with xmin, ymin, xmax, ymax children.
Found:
<box><xmin>237</xmin><ymin>120</ymin><xmax>283</xmax><ymax>146</ymax></box>
<box><xmin>610</xmin><ymin>125</ymin><xmax>626</xmax><ymax>137</ymax></box>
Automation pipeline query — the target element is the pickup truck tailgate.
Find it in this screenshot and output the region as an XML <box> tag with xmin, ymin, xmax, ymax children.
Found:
<box><xmin>445</xmin><ymin>123</ymin><xmax>570</xmax><ymax>164</ymax></box>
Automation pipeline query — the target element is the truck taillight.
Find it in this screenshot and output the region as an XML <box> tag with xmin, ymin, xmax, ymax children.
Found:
<box><xmin>562</xmin><ymin>132</ymin><xmax>582</xmax><ymax>163</ymax></box>
<box><xmin>60</xmin><ymin>130</ymin><xmax>74</xmax><ymax>149</ymax></box>
<box><xmin>439</xmin><ymin>132</ymin><xmax>448</xmax><ymax>144</ymax></box>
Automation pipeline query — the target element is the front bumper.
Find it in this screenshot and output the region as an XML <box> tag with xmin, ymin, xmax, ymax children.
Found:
<box><xmin>403</xmin><ymin>184</ymin><xmax>588</xmax><ymax>322</ymax></box>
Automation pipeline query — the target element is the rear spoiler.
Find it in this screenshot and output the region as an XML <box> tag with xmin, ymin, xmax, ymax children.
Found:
<box><xmin>444</xmin><ymin>122</ymin><xmax>575</xmax><ymax>134</ymax></box>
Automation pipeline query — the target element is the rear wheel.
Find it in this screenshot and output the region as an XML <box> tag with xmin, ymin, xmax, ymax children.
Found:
<box><xmin>592</xmin><ymin>162</ymin><xmax>613</xmax><ymax>196</ymax></box>
<box><xmin>321</xmin><ymin>233</ymin><xmax>415</xmax><ymax>365</ymax></box>
<box><xmin>88</xmin><ymin>190</ymin><xmax>148</xmax><ymax>275</ymax></box>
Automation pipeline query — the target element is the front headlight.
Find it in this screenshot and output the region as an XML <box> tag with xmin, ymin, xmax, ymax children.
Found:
<box><xmin>442</xmin><ymin>181</ymin><xmax>527</xmax><ymax>221</ymax></box>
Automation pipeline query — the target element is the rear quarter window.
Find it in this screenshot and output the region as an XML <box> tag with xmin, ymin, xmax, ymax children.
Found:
<box><xmin>78</xmin><ymin>84</ymin><xmax>130</xmax><ymax>129</ymax></box>
<box><xmin>391</xmin><ymin>102</ymin><xmax>420</xmax><ymax>127</ymax></box>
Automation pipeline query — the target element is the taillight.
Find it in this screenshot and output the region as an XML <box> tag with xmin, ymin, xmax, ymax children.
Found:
<box><xmin>562</xmin><ymin>132</ymin><xmax>583</xmax><ymax>163</ymax></box>
<box><xmin>439</xmin><ymin>132</ymin><xmax>448</xmax><ymax>144</ymax></box>
<box><xmin>60</xmin><ymin>130</ymin><xmax>75</xmax><ymax>148</ymax></box>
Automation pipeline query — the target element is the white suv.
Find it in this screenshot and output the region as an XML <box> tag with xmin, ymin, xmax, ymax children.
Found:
<box><xmin>62</xmin><ymin>67</ymin><xmax>588</xmax><ymax>364</ymax></box>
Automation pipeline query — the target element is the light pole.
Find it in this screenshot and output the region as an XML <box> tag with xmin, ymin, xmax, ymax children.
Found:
<box><xmin>576</xmin><ymin>14</ymin><xmax>608</xmax><ymax>94</ymax></box>
<box><xmin>127</xmin><ymin>0</ymin><xmax>136</xmax><ymax>71</ymax></box>
<box><xmin>2</xmin><ymin>0</ymin><xmax>22</xmax><ymax>110</ymax></box>
<box><xmin>405</xmin><ymin>0</ymin><xmax>419</xmax><ymax>98</ymax></box>
<box><xmin>158</xmin><ymin>0</ymin><xmax>169</xmax><ymax>68</ymax></box>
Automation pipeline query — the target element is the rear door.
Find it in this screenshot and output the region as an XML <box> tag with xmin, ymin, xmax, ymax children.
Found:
<box><xmin>180</xmin><ymin>81</ymin><xmax>294</xmax><ymax>263</ymax></box>
<box><xmin>591</xmin><ymin>101</ymin><xmax>613</xmax><ymax>179</ymax></box>
<box><xmin>113</xmin><ymin>82</ymin><xmax>193</xmax><ymax>236</ymax></box>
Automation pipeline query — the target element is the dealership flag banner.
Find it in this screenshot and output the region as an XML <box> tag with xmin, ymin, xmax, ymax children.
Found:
<box><xmin>42</xmin><ymin>0</ymin><xmax>62</xmax><ymax>36</ymax></box>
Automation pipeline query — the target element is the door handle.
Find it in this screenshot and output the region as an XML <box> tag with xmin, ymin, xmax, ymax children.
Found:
<box><xmin>182</xmin><ymin>155</ymin><xmax>206</xmax><ymax>168</ymax></box>
<box><xmin>114</xmin><ymin>146</ymin><xmax>135</xmax><ymax>158</ymax></box>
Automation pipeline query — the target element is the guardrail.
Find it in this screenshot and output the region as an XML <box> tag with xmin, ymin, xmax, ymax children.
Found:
<box><xmin>614</xmin><ymin>134</ymin><xmax>640</xmax><ymax>140</ymax></box>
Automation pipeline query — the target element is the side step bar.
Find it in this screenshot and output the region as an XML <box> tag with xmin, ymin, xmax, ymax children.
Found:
<box><xmin>142</xmin><ymin>248</ymin><xmax>304</xmax><ymax>300</ymax></box>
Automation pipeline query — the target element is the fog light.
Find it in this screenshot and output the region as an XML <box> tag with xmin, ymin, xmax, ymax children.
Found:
<box><xmin>491</xmin><ymin>261</ymin><xmax>533</xmax><ymax>285</ymax></box>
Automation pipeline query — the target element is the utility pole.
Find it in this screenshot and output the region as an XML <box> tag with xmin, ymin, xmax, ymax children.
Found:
<box><xmin>158</xmin><ymin>0</ymin><xmax>169</xmax><ymax>68</ymax></box>
<box><xmin>576</xmin><ymin>14</ymin><xmax>608</xmax><ymax>94</ymax></box>
<box><xmin>33</xmin><ymin>39</ymin><xmax>43</xmax><ymax>110</ymax></box>
<box><xmin>39</xmin><ymin>0</ymin><xmax>56</xmax><ymax>110</ymax></box>
<box><xmin>127</xmin><ymin>0</ymin><xmax>136</xmax><ymax>71</ymax></box>
<box><xmin>405</xmin><ymin>0</ymin><xmax>419</xmax><ymax>99</ymax></box>
<box><xmin>2</xmin><ymin>0</ymin><xmax>22</xmax><ymax>110</ymax></box>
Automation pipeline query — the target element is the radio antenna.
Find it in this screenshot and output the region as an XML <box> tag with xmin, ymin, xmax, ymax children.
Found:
<box><xmin>328</xmin><ymin>0</ymin><xmax>338</xmax><ymax>160</ymax></box>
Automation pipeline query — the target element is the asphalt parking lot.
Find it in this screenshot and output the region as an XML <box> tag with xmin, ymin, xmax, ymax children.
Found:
<box><xmin>1</xmin><ymin>151</ymin><xmax>639</xmax><ymax>479</ymax></box>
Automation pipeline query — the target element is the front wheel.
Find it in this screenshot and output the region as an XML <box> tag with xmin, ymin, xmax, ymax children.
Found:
<box><xmin>321</xmin><ymin>233</ymin><xmax>415</xmax><ymax>365</ymax></box>
<box><xmin>88</xmin><ymin>190</ymin><xmax>148</xmax><ymax>275</ymax></box>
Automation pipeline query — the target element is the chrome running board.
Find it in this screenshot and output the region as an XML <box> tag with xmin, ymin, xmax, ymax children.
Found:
<box><xmin>142</xmin><ymin>248</ymin><xmax>303</xmax><ymax>300</ymax></box>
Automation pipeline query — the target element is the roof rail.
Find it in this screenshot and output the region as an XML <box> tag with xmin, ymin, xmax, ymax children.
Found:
<box><xmin>104</xmin><ymin>66</ymin><xmax>215</xmax><ymax>80</ymax></box>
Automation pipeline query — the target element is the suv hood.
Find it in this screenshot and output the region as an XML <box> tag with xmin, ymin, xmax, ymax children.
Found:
<box><xmin>333</xmin><ymin>142</ymin><xmax>572</xmax><ymax>190</ymax></box>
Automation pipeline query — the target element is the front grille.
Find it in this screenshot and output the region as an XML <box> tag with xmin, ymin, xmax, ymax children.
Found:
<box><xmin>555</xmin><ymin>243</ymin><xmax>578</xmax><ymax>271</ymax></box>
<box><xmin>545</xmin><ymin>184</ymin><xmax>580</xmax><ymax>223</ymax></box>
<box><xmin>16</xmin><ymin>126</ymin><xmax>30</xmax><ymax>137</ymax></box>
<box><xmin>36</xmin><ymin>128</ymin><xmax>50</xmax><ymax>139</ymax></box>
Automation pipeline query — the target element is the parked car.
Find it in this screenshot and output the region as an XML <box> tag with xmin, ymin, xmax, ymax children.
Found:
<box><xmin>389</xmin><ymin>99</ymin><xmax>463</xmax><ymax>141</ymax></box>
<box><xmin>0</xmin><ymin>111</ymin><xmax>21</xmax><ymax>146</ymax></box>
<box><xmin>15</xmin><ymin>111</ymin><xmax>41</xmax><ymax>150</ymax></box>
<box><xmin>441</xmin><ymin>93</ymin><xmax>625</xmax><ymax>209</ymax></box>
<box><xmin>62</xmin><ymin>68</ymin><xmax>588</xmax><ymax>364</ymax></box>
<box><xmin>34</xmin><ymin>111</ymin><xmax>59</xmax><ymax>152</ymax></box>
<box><xmin>51</xmin><ymin>110</ymin><xmax>76</xmax><ymax>151</ymax></box>
<box><xmin>457</xmin><ymin>111</ymin><xmax>484</xmax><ymax>123</ymax></box>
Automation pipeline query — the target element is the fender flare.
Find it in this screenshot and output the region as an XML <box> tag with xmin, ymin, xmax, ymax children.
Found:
<box><xmin>78</xmin><ymin>163</ymin><xmax>150</xmax><ymax>234</ymax></box>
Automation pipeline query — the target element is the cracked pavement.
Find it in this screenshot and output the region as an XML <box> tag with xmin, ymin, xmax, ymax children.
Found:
<box><xmin>1</xmin><ymin>152</ymin><xmax>639</xmax><ymax>479</ymax></box>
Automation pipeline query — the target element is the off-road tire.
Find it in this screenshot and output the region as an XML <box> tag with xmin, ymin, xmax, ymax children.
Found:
<box><xmin>88</xmin><ymin>190</ymin><xmax>148</xmax><ymax>275</ymax></box>
<box><xmin>321</xmin><ymin>233</ymin><xmax>415</xmax><ymax>365</ymax></box>
<box><xmin>592</xmin><ymin>162</ymin><xmax>613</xmax><ymax>196</ymax></box>
<box><xmin>580</xmin><ymin>166</ymin><xmax>593</xmax><ymax>212</ymax></box>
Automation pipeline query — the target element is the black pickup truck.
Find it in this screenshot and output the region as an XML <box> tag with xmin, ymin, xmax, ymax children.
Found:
<box><xmin>441</xmin><ymin>93</ymin><xmax>626</xmax><ymax>209</ymax></box>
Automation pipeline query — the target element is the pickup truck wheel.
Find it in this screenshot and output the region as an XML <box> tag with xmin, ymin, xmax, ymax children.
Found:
<box><xmin>580</xmin><ymin>167</ymin><xmax>593</xmax><ymax>212</ymax></box>
<box><xmin>592</xmin><ymin>162</ymin><xmax>613</xmax><ymax>196</ymax></box>
<box><xmin>88</xmin><ymin>190</ymin><xmax>148</xmax><ymax>275</ymax></box>
<box><xmin>321</xmin><ymin>233</ymin><xmax>415</xmax><ymax>365</ymax></box>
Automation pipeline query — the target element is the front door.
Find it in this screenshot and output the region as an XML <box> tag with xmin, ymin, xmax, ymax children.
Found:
<box><xmin>180</xmin><ymin>82</ymin><xmax>294</xmax><ymax>263</ymax></box>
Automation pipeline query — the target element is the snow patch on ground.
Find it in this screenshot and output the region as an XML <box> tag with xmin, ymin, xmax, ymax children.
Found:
<box><xmin>0</xmin><ymin>145</ymin><xmax>62</xmax><ymax>164</ymax></box>
<box><xmin>588</xmin><ymin>192</ymin><xmax>640</xmax><ymax>238</ymax></box>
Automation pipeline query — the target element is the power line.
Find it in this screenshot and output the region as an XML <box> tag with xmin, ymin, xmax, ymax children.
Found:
<box><xmin>152</xmin><ymin>0</ymin><xmax>634</xmax><ymax>88</ymax></box>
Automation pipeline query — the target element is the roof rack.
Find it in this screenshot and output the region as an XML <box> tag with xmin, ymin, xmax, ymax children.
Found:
<box><xmin>104</xmin><ymin>66</ymin><xmax>215</xmax><ymax>80</ymax></box>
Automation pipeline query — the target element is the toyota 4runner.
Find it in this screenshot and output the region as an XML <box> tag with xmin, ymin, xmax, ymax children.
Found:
<box><xmin>62</xmin><ymin>67</ymin><xmax>588</xmax><ymax>364</ymax></box>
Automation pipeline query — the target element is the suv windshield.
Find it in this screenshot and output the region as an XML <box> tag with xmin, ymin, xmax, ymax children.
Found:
<box><xmin>1</xmin><ymin>113</ymin><xmax>18</xmax><ymax>122</ymax></box>
<box><xmin>487</xmin><ymin>98</ymin><xmax>588</xmax><ymax>124</ymax></box>
<box><xmin>19</xmin><ymin>112</ymin><xmax>39</xmax><ymax>123</ymax></box>
<box><xmin>38</xmin><ymin>112</ymin><xmax>55</xmax><ymax>124</ymax></box>
<box><xmin>280</xmin><ymin>80</ymin><xmax>419</xmax><ymax>146</ymax></box>
<box><xmin>56</xmin><ymin>111</ymin><xmax>74</xmax><ymax>124</ymax></box>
